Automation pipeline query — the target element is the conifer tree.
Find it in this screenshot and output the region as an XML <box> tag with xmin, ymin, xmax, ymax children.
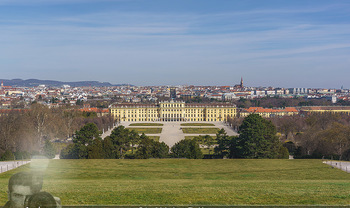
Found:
<box><xmin>236</xmin><ymin>114</ymin><xmax>281</xmax><ymax>158</ymax></box>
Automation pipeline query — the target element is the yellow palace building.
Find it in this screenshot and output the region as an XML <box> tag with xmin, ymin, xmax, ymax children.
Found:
<box><xmin>109</xmin><ymin>100</ymin><xmax>236</xmax><ymax>122</ymax></box>
<box><xmin>299</xmin><ymin>106</ymin><xmax>350</xmax><ymax>115</ymax></box>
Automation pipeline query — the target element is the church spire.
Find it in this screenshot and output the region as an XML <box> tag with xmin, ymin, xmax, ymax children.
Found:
<box><xmin>240</xmin><ymin>77</ymin><xmax>243</xmax><ymax>88</ymax></box>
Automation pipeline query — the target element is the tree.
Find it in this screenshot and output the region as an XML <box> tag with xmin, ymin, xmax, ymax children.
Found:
<box><xmin>214</xmin><ymin>128</ymin><xmax>231</xmax><ymax>158</ymax></box>
<box><xmin>43</xmin><ymin>140</ymin><xmax>55</xmax><ymax>159</ymax></box>
<box><xmin>228</xmin><ymin>136</ymin><xmax>240</xmax><ymax>158</ymax></box>
<box><xmin>195</xmin><ymin>135</ymin><xmax>215</xmax><ymax>155</ymax></box>
<box><xmin>102</xmin><ymin>136</ymin><xmax>116</xmax><ymax>159</ymax></box>
<box><xmin>88</xmin><ymin>138</ymin><xmax>104</xmax><ymax>159</ymax></box>
<box><xmin>61</xmin><ymin>110</ymin><xmax>79</xmax><ymax>139</ymax></box>
<box><xmin>283</xmin><ymin>141</ymin><xmax>297</xmax><ymax>155</ymax></box>
<box><xmin>314</xmin><ymin>122</ymin><xmax>350</xmax><ymax>159</ymax></box>
<box><xmin>277</xmin><ymin>146</ymin><xmax>290</xmax><ymax>159</ymax></box>
<box><xmin>152</xmin><ymin>141</ymin><xmax>169</xmax><ymax>158</ymax></box>
<box><xmin>60</xmin><ymin>144</ymin><xmax>75</xmax><ymax>159</ymax></box>
<box><xmin>68</xmin><ymin>123</ymin><xmax>101</xmax><ymax>159</ymax></box>
<box><xmin>82</xmin><ymin>111</ymin><xmax>97</xmax><ymax>118</ymax></box>
<box><xmin>130</xmin><ymin>131</ymin><xmax>141</xmax><ymax>154</ymax></box>
<box><xmin>0</xmin><ymin>111</ymin><xmax>20</xmax><ymax>152</ymax></box>
<box><xmin>0</xmin><ymin>150</ymin><xmax>15</xmax><ymax>161</ymax></box>
<box><xmin>110</xmin><ymin>126</ymin><xmax>131</xmax><ymax>158</ymax></box>
<box><xmin>73</xmin><ymin>123</ymin><xmax>101</xmax><ymax>146</ymax></box>
<box><xmin>27</xmin><ymin>103</ymin><xmax>53</xmax><ymax>147</ymax></box>
<box><xmin>135</xmin><ymin>137</ymin><xmax>154</xmax><ymax>159</ymax></box>
<box><xmin>72</xmin><ymin>143</ymin><xmax>88</xmax><ymax>159</ymax></box>
<box><xmin>235</xmin><ymin>114</ymin><xmax>281</xmax><ymax>158</ymax></box>
<box><xmin>171</xmin><ymin>139</ymin><xmax>203</xmax><ymax>159</ymax></box>
<box><xmin>135</xmin><ymin>136</ymin><xmax>169</xmax><ymax>159</ymax></box>
<box><xmin>14</xmin><ymin>151</ymin><xmax>31</xmax><ymax>160</ymax></box>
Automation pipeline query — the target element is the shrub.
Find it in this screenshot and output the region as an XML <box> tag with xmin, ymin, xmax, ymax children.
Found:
<box><xmin>0</xmin><ymin>150</ymin><xmax>15</xmax><ymax>161</ymax></box>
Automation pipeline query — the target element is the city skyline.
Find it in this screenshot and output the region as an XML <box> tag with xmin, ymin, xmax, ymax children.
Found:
<box><xmin>0</xmin><ymin>0</ymin><xmax>349</xmax><ymax>88</ymax></box>
<box><xmin>0</xmin><ymin>77</ymin><xmax>349</xmax><ymax>89</ymax></box>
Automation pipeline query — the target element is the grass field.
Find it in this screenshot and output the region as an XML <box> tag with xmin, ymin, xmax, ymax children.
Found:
<box><xmin>126</xmin><ymin>128</ymin><xmax>162</xmax><ymax>134</ymax></box>
<box><xmin>148</xmin><ymin>136</ymin><xmax>160</xmax><ymax>141</ymax></box>
<box><xmin>129</xmin><ymin>123</ymin><xmax>164</xmax><ymax>126</ymax></box>
<box><xmin>1</xmin><ymin>159</ymin><xmax>350</xmax><ymax>206</ymax></box>
<box><xmin>185</xmin><ymin>136</ymin><xmax>217</xmax><ymax>140</ymax></box>
<box><xmin>182</xmin><ymin>128</ymin><xmax>220</xmax><ymax>134</ymax></box>
<box><xmin>181</xmin><ymin>123</ymin><xmax>215</xmax><ymax>126</ymax></box>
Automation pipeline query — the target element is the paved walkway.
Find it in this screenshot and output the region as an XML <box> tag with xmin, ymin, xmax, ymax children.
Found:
<box><xmin>119</xmin><ymin>121</ymin><xmax>238</xmax><ymax>147</ymax></box>
<box><xmin>324</xmin><ymin>161</ymin><xmax>350</xmax><ymax>173</ymax></box>
<box><xmin>0</xmin><ymin>161</ymin><xmax>31</xmax><ymax>174</ymax></box>
<box><xmin>101</xmin><ymin>124</ymin><xmax>118</xmax><ymax>139</ymax></box>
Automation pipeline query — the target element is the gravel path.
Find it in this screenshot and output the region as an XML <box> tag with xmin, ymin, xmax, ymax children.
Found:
<box><xmin>119</xmin><ymin>121</ymin><xmax>238</xmax><ymax>147</ymax></box>
<box><xmin>101</xmin><ymin>124</ymin><xmax>117</xmax><ymax>139</ymax></box>
<box><xmin>0</xmin><ymin>161</ymin><xmax>31</xmax><ymax>173</ymax></box>
<box><xmin>324</xmin><ymin>161</ymin><xmax>350</xmax><ymax>173</ymax></box>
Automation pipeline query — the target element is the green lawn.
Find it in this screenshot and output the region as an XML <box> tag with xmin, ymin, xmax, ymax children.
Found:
<box><xmin>185</xmin><ymin>136</ymin><xmax>217</xmax><ymax>140</ymax></box>
<box><xmin>181</xmin><ymin>123</ymin><xmax>215</xmax><ymax>126</ymax></box>
<box><xmin>1</xmin><ymin>159</ymin><xmax>349</xmax><ymax>206</ymax></box>
<box><xmin>182</xmin><ymin>128</ymin><xmax>220</xmax><ymax>134</ymax></box>
<box><xmin>129</xmin><ymin>123</ymin><xmax>164</xmax><ymax>126</ymax></box>
<box><xmin>148</xmin><ymin>136</ymin><xmax>160</xmax><ymax>141</ymax></box>
<box><xmin>126</xmin><ymin>128</ymin><xmax>162</xmax><ymax>134</ymax></box>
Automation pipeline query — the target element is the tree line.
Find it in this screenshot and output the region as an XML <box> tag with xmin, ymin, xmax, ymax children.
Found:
<box><xmin>0</xmin><ymin>104</ymin><xmax>114</xmax><ymax>160</ymax></box>
<box><xmin>60</xmin><ymin>124</ymin><xmax>170</xmax><ymax>159</ymax></box>
<box><xmin>228</xmin><ymin>112</ymin><xmax>350</xmax><ymax>160</ymax></box>
<box><xmin>61</xmin><ymin>114</ymin><xmax>289</xmax><ymax>160</ymax></box>
<box><xmin>4</xmin><ymin>103</ymin><xmax>347</xmax><ymax>160</ymax></box>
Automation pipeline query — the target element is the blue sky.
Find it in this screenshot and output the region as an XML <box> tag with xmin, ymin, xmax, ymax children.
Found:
<box><xmin>0</xmin><ymin>0</ymin><xmax>349</xmax><ymax>88</ymax></box>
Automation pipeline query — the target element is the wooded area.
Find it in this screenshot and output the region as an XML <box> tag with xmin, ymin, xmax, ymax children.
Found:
<box><xmin>60</xmin><ymin>125</ymin><xmax>169</xmax><ymax>159</ymax></box>
<box><xmin>228</xmin><ymin>112</ymin><xmax>350</xmax><ymax>160</ymax></box>
<box><xmin>2</xmin><ymin>102</ymin><xmax>350</xmax><ymax>160</ymax></box>
<box><xmin>0</xmin><ymin>104</ymin><xmax>114</xmax><ymax>160</ymax></box>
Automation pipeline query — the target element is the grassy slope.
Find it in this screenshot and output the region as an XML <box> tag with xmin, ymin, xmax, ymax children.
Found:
<box><xmin>1</xmin><ymin>159</ymin><xmax>350</xmax><ymax>206</ymax></box>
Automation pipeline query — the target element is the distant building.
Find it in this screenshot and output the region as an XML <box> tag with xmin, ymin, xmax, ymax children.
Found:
<box><xmin>78</xmin><ymin>104</ymin><xmax>109</xmax><ymax>116</ymax></box>
<box><xmin>300</xmin><ymin>106</ymin><xmax>350</xmax><ymax>115</ymax></box>
<box><xmin>170</xmin><ymin>87</ymin><xmax>177</xmax><ymax>99</ymax></box>
<box><xmin>288</xmin><ymin>88</ymin><xmax>308</xmax><ymax>95</ymax></box>
<box><xmin>275</xmin><ymin>89</ymin><xmax>284</xmax><ymax>95</ymax></box>
<box><xmin>222</xmin><ymin>93</ymin><xmax>238</xmax><ymax>101</ymax></box>
<box><xmin>239</xmin><ymin>107</ymin><xmax>298</xmax><ymax>118</ymax></box>
<box><xmin>253</xmin><ymin>90</ymin><xmax>266</xmax><ymax>97</ymax></box>
<box><xmin>265</xmin><ymin>90</ymin><xmax>275</xmax><ymax>96</ymax></box>
<box><xmin>234</xmin><ymin>77</ymin><xmax>244</xmax><ymax>89</ymax></box>
<box><xmin>110</xmin><ymin>100</ymin><xmax>236</xmax><ymax>122</ymax></box>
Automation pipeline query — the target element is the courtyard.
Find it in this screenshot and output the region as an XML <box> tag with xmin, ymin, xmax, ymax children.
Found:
<box><xmin>118</xmin><ymin>121</ymin><xmax>238</xmax><ymax>147</ymax></box>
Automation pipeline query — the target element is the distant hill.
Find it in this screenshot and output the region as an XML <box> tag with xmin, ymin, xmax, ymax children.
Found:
<box><xmin>0</xmin><ymin>79</ymin><xmax>131</xmax><ymax>87</ymax></box>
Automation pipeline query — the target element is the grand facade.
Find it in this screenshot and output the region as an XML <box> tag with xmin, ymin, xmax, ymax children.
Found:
<box><xmin>109</xmin><ymin>100</ymin><xmax>236</xmax><ymax>122</ymax></box>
